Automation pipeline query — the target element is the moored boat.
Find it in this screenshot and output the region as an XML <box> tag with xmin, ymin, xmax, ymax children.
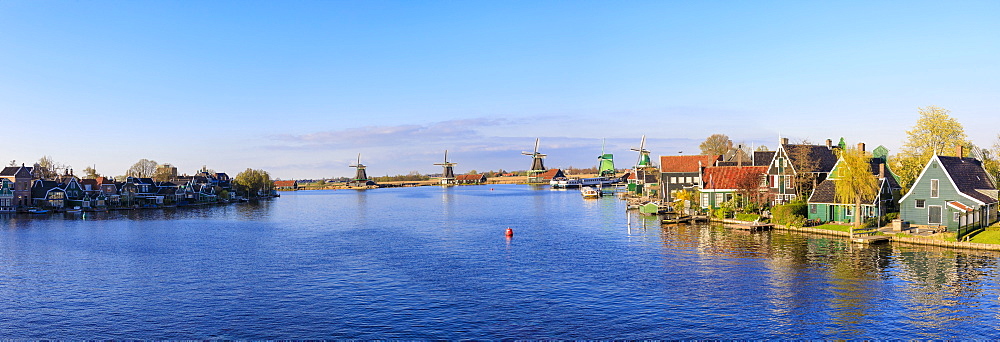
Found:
<box><xmin>581</xmin><ymin>187</ymin><xmax>600</xmax><ymax>198</ymax></box>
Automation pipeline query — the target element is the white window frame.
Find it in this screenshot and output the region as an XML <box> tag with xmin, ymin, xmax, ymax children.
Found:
<box><xmin>928</xmin><ymin>205</ymin><xmax>943</xmax><ymax>225</ymax></box>
<box><xmin>930</xmin><ymin>179</ymin><xmax>939</xmax><ymax>198</ymax></box>
<box><xmin>915</xmin><ymin>199</ymin><xmax>925</xmax><ymax>209</ymax></box>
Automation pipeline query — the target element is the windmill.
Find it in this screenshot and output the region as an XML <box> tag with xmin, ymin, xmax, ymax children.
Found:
<box><xmin>348</xmin><ymin>153</ymin><xmax>372</xmax><ymax>187</ymax></box>
<box><xmin>629</xmin><ymin>135</ymin><xmax>657</xmax><ymax>194</ymax></box>
<box><xmin>522</xmin><ymin>138</ymin><xmax>547</xmax><ymax>183</ymax></box>
<box><xmin>434</xmin><ymin>150</ymin><xmax>457</xmax><ymax>185</ymax></box>
<box><xmin>597</xmin><ymin>139</ymin><xmax>615</xmax><ymax>178</ymax></box>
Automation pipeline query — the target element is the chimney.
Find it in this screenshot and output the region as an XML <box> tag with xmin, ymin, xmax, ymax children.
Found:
<box><xmin>879</xmin><ymin>163</ymin><xmax>885</xmax><ymax>179</ymax></box>
<box><xmin>956</xmin><ymin>145</ymin><xmax>964</xmax><ymax>158</ymax></box>
<box><xmin>826</xmin><ymin>139</ymin><xmax>832</xmax><ymax>148</ymax></box>
<box><xmin>857</xmin><ymin>142</ymin><xmax>865</xmax><ymax>152</ymax></box>
<box><xmin>780</xmin><ymin>137</ymin><xmax>789</xmax><ymax>145</ymax></box>
<box><xmin>737</xmin><ymin>150</ymin><xmax>744</xmax><ymax>166</ymax></box>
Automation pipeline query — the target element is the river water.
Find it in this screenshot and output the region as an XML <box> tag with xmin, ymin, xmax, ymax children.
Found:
<box><xmin>2</xmin><ymin>184</ymin><xmax>1000</xmax><ymax>339</ymax></box>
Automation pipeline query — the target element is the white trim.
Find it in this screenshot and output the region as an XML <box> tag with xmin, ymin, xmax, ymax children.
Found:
<box><xmin>930</xmin><ymin>179</ymin><xmax>939</xmax><ymax>198</ymax></box>
<box><xmin>928</xmin><ymin>205</ymin><xmax>943</xmax><ymax>225</ymax></box>
<box><xmin>899</xmin><ymin>155</ymin><xmax>987</xmax><ymax>206</ymax></box>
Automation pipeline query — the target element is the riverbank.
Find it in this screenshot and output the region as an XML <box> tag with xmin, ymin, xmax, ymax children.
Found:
<box><xmin>715</xmin><ymin>218</ymin><xmax>1000</xmax><ymax>251</ymax></box>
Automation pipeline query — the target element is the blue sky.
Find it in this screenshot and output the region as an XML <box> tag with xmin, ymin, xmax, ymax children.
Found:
<box><xmin>1</xmin><ymin>1</ymin><xmax>998</xmax><ymax>179</ymax></box>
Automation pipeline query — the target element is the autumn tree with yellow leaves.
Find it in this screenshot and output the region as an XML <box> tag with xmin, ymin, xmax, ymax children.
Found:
<box><xmin>891</xmin><ymin>106</ymin><xmax>969</xmax><ymax>192</ymax></box>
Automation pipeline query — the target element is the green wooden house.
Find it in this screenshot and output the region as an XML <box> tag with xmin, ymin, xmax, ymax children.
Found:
<box><xmin>807</xmin><ymin>146</ymin><xmax>900</xmax><ymax>223</ymax></box>
<box><xmin>0</xmin><ymin>179</ymin><xmax>14</xmax><ymax>212</ymax></box>
<box><xmin>899</xmin><ymin>153</ymin><xmax>998</xmax><ymax>231</ymax></box>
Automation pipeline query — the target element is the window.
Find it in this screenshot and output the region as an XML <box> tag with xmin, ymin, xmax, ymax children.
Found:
<box><xmin>772</xmin><ymin>175</ymin><xmax>779</xmax><ymax>188</ymax></box>
<box><xmin>810</xmin><ymin>204</ymin><xmax>817</xmax><ymax>214</ymax></box>
<box><xmin>954</xmin><ymin>212</ymin><xmax>961</xmax><ymax>223</ymax></box>
<box><xmin>715</xmin><ymin>193</ymin><xmax>723</xmax><ymax>204</ymax></box>
<box><xmin>671</xmin><ymin>177</ymin><xmax>677</xmax><ymax>183</ymax></box>
<box><xmin>928</xmin><ymin>205</ymin><xmax>942</xmax><ymax>224</ymax></box>
<box><xmin>686</xmin><ymin>177</ymin><xmax>693</xmax><ymax>184</ymax></box>
<box><xmin>930</xmin><ymin>179</ymin><xmax>939</xmax><ymax>198</ymax></box>
<box><xmin>694</xmin><ymin>177</ymin><xmax>701</xmax><ymax>184</ymax></box>
<box><xmin>702</xmin><ymin>194</ymin><xmax>709</xmax><ymax>206</ymax></box>
<box><xmin>915</xmin><ymin>199</ymin><xmax>925</xmax><ymax>209</ymax></box>
<box><xmin>784</xmin><ymin>177</ymin><xmax>791</xmax><ymax>188</ymax></box>
<box><xmin>846</xmin><ymin>206</ymin><xmax>853</xmax><ymax>216</ymax></box>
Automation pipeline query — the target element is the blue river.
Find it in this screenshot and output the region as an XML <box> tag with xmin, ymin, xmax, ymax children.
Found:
<box><xmin>2</xmin><ymin>184</ymin><xmax>1000</xmax><ymax>339</ymax></box>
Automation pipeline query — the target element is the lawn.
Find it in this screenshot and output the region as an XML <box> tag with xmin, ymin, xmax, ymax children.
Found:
<box><xmin>811</xmin><ymin>224</ymin><xmax>853</xmax><ymax>233</ymax></box>
<box><xmin>969</xmin><ymin>229</ymin><xmax>1000</xmax><ymax>244</ymax></box>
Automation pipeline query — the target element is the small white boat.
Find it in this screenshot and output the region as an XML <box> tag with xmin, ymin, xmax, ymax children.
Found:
<box><xmin>65</xmin><ymin>206</ymin><xmax>83</xmax><ymax>213</ymax></box>
<box><xmin>27</xmin><ymin>208</ymin><xmax>49</xmax><ymax>214</ymax></box>
<box><xmin>581</xmin><ymin>187</ymin><xmax>600</xmax><ymax>198</ymax></box>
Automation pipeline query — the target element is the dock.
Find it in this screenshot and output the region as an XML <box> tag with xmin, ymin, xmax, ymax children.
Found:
<box><xmin>727</xmin><ymin>223</ymin><xmax>774</xmax><ymax>231</ymax></box>
<box><xmin>851</xmin><ymin>235</ymin><xmax>890</xmax><ymax>244</ymax></box>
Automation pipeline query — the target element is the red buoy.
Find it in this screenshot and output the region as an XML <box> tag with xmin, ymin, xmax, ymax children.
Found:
<box><xmin>505</xmin><ymin>227</ymin><xmax>514</xmax><ymax>237</ymax></box>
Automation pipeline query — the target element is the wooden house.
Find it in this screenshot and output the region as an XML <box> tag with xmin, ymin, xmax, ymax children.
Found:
<box><xmin>0</xmin><ymin>165</ymin><xmax>33</xmax><ymax>208</ymax></box>
<box><xmin>766</xmin><ymin>138</ymin><xmax>840</xmax><ymax>205</ymax></box>
<box><xmin>659</xmin><ymin>155</ymin><xmax>721</xmax><ymax>201</ymax></box>
<box><xmin>899</xmin><ymin>148</ymin><xmax>998</xmax><ymax>231</ymax></box>
<box><xmin>0</xmin><ymin>179</ymin><xmax>14</xmax><ymax>212</ymax></box>
<box><xmin>807</xmin><ymin>145</ymin><xmax>901</xmax><ymax>223</ymax></box>
<box><xmin>274</xmin><ymin>180</ymin><xmax>298</xmax><ymax>190</ymax></box>
<box><xmin>699</xmin><ymin>165</ymin><xmax>769</xmax><ymax>209</ymax></box>
<box><xmin>537</xmin><ymin>169</ymin><xmax>566</xmax><ymax>182</ymax></box>
<box><xmin>31</xmin><ymin>180</ymin><xmax>66</xmax><ymax>210</ymax></box>
<box><xmin>455</xmin><ymin>174</ymin><xmax>487</xmax><ymax>184</ymax></box>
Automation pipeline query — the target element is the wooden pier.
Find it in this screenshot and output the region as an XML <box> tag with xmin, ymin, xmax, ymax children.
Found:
<box><xmin>851</xmin><ymin>235</ymin><xmax>890</xmax><ymax>244</ymax></box>
<box><xmin>727</xmin><ymin>223</ymin><xmax>774</xmax><ymax>231</ymax></box>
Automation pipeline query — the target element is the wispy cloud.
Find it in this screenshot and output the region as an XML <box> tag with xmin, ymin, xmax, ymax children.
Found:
<box><xmin>270</xmin><ymin>118</ymin><xmax>509</xmax><ymax>149</ymax></box>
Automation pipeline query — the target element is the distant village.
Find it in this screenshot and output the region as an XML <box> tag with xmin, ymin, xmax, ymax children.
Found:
<box><xmin>0</xmin><ymin>162</ymin><xmax>273</xmax><ymax>214</ymax></box>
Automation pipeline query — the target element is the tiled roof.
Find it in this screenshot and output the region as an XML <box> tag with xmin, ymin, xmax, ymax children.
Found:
<box><xmin>702</xmin><ymin>166</ymin><xmax>767</xmax><ymax>190</ymax></box>
<box><xmin>782</xmin><ymin>144</ymin><xmax>839</xmax><ymax>173</ymax></box>
<box><xmin>538</xmin><ymin>169</ymin><xmax>564</xmax><ymax>180</ymax></box>
<box><xmin>0</xmin><ymin>166</ymin><xmax>31</xmax><ymax>177</ymax></box>
<box><xmin>808</xmin><ymin>179</ymin><xmax>838</xmax><ymax>204</ymax></box>
<box><xmin>455</xmin><ymin>174</ymin><xmax>485</xmax><ymax>181</ymax></box>
<box><xmin>753</xmin><ymin>151</ymin><xmax>776</xmax><ymax>166</ymax></box>
<box><xmin>659</xmin><ymin>155</ymin><xmax>721</xmax><ymax>173</ymax></box>
<box><xmin>939</xmin><ymin>156</ymin><xmax>998</xmax><ymax>204</ymax></box>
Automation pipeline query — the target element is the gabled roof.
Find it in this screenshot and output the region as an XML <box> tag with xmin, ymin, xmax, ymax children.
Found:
<box><xmin>808</xmin><ymin>178</ymin><xmax>885</xmax><ymax>204</ymax></box>
<box><xmin>701</xmin><ymin>166</ymin><xmax>767</xmax><ymax>190</ymax></box>
<box><xmin>938</xmin><ymin>156</ymin><xmax>998</xmax><ymax>204</ymax></box>
<box><xmin>538</xmin><ymin>169</ymin><xmax>564</xmax><ymax>180</ymax></box>
<box><xmin>274</xmin><ymin>180</ymin><xmax>297</xmax><ymax>187</ymax></box>
<box><xmin>753</xmin><ymin>151</ymin><xmax>776</xmax><ymax>167</ymax></box>
<box><xmin>780</xmin><ymin>144</ymin><xmax>839</xmax><ymax>173</ymax></box>
<box><xmin>0</xmin><ymin>166</ymin><xmax>32</xmax><ymax>177</ymax></box>
<box><xmin>455</xmin><ymin>174</ymin><xmax>485</xmax><ymax>181</ymax></box>
<box><xmin>659</xmin><ymin>155</ymin><xmax>721</xmax><ymax>173</ymax></box>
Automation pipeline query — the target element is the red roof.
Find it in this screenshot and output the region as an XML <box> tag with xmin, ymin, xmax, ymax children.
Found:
<box><xmin>701</xmin><ymin>166</ymin><xmax>768</xmax><ymax>190</ymax></box>
<box><xmin>274</xmin><ymin>180</ymin><xmax>297</xmax><ymax>187</ymax></box>
<box><xmin>659</xmin><ymin>155</ymin><xmax>721</xmax><ymax>173</ymax></box>
<box><xmin>538</xmin><ymin>169</ymin><xmax>564</xmax><ymax>180</ymax></box>
<box><xmin>455</xmin><ymin>174</ymin><xmax>485</xmax><ymax>181</ymax></box>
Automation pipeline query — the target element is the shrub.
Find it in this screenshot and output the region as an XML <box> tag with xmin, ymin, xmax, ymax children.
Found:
<box><xmin>772</xmin><ymin>202</ymin><xmax>807</xmax><ymax>226</ymax></box>
<box><xmin>713</xmin><ymin>207</ymin><xmax>733</xmax><ymax>220</ymax></box>
<box><xmin>735</xmin><ymin>213</ymin><xmax>761</xmax><ymax>222</ymax></box>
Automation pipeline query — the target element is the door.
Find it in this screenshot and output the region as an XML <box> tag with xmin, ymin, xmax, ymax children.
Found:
<box><xmin>928</xmin><ymin>205</ymin><xmax>942</xmax><ymax>225</ymax></box>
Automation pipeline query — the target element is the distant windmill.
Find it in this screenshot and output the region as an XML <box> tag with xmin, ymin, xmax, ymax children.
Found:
<box><xmin>522</xmin><ymin>138</ymin><xmax>547</xmax><ymax>183</ymax></box>
<box><xmin>348</xmin><ymin>153</ymin><xmax>371</xmax><ymax>187</ymax></box>
<box><xmin>597</xmin><ymin>139</ymin><xmax>615</xmax><ymax>178</ymax></box>
<box><xmin>631</xmin><ymin>135</ymin><xmax>652</xmax><ymax>168</ymax></box>
<box><xmin>630</xmin><ymin>135</ymin><xmax>657</xmax><ymax>192</ymax></box>
<box><xmin>434</xmin><ymin>150</ymin><xmax>457</xmax><ymax>185</ymax></box>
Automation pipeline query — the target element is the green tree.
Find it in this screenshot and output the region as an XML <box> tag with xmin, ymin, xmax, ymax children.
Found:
<box><xmin>126</xmin><ymin>159</ymin><xmax>158</xmax><ymax>178</ymax></box>
<box><xmin>834</xmin><ymin>147</ymin><xmax>879</xmax><ymax>237</ymax></box>
<box><xmin>233</xmin><ymin>168</ymin><xmax>274</xmax><ymax>198</ymax></box>
<box><xmin>892</xmin><ymin>106</ymin><xmax>969</xmax><ymax>192</ymax></box>
<box><xmin>699</xmin><ymin>134</ymin><xmax>731</xmax><ymax>155</ymax></box>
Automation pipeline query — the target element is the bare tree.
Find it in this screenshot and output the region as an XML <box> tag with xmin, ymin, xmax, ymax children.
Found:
<box><xmin>699</xmin><ymin>134</ymin><xmax>731</xmax><ymax>155</ymax></box>
<box><xmin>126</xmin><ymin>159</ymin><xmax>159</xmax><ymax>178</ymax></box>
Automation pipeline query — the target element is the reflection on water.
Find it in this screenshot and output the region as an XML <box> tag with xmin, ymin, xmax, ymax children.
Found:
<box><xmin>2</xmin><ymin>185</ymin><xmax>1000</xmax><ymax>339</ymax></box>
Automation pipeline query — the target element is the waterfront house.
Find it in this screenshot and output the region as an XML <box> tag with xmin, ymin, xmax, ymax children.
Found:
<box><xmin>699</xmin><ymin>165</ymin><xmax>769</xmax><ymax>209</ymax></box>
<box><xmin>274</xmin><ymin>180</ymin><xmax>298</xmax><ymax>190</ymax></box>
<box><xmin>807</xmin><ymin>144</ymin><xmax>901</xmax><ymax>223</ymax></box>
<box><xmin>0</xmin><ymin>179</ymin><xmax>14</xmax><ymax>212</ymax></box>
<box><xmin>899</xmin><ymin>147</ymin><xmax>998</xmax><ymax>231</ymax></box>
<box><xmin>659</xmin><ymin>155</ymin><xmax>721</xmax><ymax>202</ymax></box>
<box><xmin>766</xmin><ymin>138</ymin><xmax>840</xmax><ymax>205</ymax></box>
<box><xmin>61</xmin><ymin>177</ymin><xmax>87</xmax><ymax>209</ymax></box>
<box><xmin>537</xmin><ymin>169</ymin><xmax>566</xmax><ymax>182</ymax></box>
<box><xmin>455</xmin><ymin>174</ymin><xmax>487</xmax><ymax>184</ymax></box>
<box><xmin>0</xmin><ymin>164</ymin><xmax>33</xmax><ymax>208</ymax></box>
<box><xmin>31</xmin><ymin>180</ymin><xmax>66</xmax><ymax>210</ymax></box>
